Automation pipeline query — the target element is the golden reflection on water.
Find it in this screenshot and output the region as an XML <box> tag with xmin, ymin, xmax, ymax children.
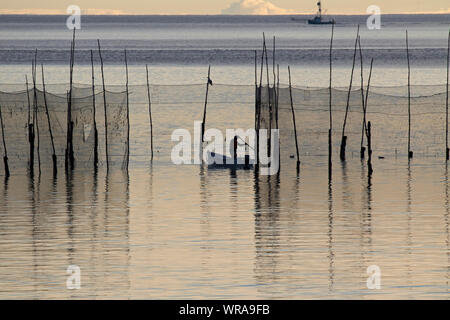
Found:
<box><xmin>0</xmin><ymin>158</ymin><xmax>449</xmax><ymax>299</ymax></box>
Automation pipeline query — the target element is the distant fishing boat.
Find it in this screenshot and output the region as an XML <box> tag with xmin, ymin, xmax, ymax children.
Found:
<box><xmin>307</xmin><ymin>1</ymin><xmax>335</xmax><ymax>25</ymax></box>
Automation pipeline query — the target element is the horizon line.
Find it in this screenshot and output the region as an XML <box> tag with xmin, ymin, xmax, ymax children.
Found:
<box><xmin>1</xmin><ymin>10</ymin><xmax>450</xmax><ymax>16</ymax></box>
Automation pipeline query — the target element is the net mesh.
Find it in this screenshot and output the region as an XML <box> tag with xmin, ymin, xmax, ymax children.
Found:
<box><xmin>259</xmin><ymin>84</ymin><xmax>448</xmax><ymax>167</ymax></box>
<box><xmin>0</xmin><ymin>82</ymin><xmax>449</xmax><ymax>175</ymax></box>
<box><xmin>0</xmin><ymin>86</ymin><xmax>128</xmax><ymax>174</ymax></box>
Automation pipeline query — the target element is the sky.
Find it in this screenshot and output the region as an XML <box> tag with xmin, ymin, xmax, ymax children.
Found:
<box><xmin>0</xmin><ymin>0</ymin><xmax>449</xmax><ymax>15</ymax></box>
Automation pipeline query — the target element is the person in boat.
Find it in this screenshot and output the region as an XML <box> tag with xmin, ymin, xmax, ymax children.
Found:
<box><xmin>229</xmin><ymin>136</ymin><xmax>250</xmax><ymax>167</ymax></box>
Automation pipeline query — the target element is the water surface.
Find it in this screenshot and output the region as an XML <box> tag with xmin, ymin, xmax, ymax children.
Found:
<box><xmin>0</xmin><ymin>14</ymin><xmax>449</xmax><ymax>299</ymax></box>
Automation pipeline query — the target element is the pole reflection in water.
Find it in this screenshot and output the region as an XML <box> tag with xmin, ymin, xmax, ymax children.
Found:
<box><xmin>327</xmin><ymin>173</ymin><xmax>334</xmax><ymax>293</ymax></box>
<box><xmin>0</xmin><ymin>158</ymin><xmax>449</xmax><ymax>298</ymax></box>
<box><xmin>0</xmin><ymin>167</ymin><xmax>131</xmax><ymax>298</ymax></box>
<box><xmin>405</xmin><ymin>161</ymin><xmax>413</xmax><ymax>294</ymax></box>
<box><xmin>199</xmin><ymin>165</ymin><xmax>213</xmax><ymax>272</ymax></box>
<box><xmin>445</xmin><ymin>162</ymin><xmax>449</xmax><ymax>293</ymax></box>
<box><xmin>102</xmin><ymin>169</ymin><xmax>130</xmax><ymax>298</ymax></box>
<box><xmin>254</xmin><ymin>173</ymin><xmax>282</xmax><ymax>297</ymax></box>
<box><xmin>362</xmin><ymin>161</ymin><xmax>373</xmax><ymax>267</ymax></box>
<box><xmin>254</xmin><ymin>166</ymin><xmax>307</xmax><ymax>298</ymax></box>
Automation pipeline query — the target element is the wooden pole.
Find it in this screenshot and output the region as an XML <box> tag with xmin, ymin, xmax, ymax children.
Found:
<box><xmin>277</xmin><ymin>63</ymin><xmax>280</xmax><ymax>172</ymax></box>
<box><xmin>259</xmin><ymin>34</ymin><xmax>265</xmax><ymax>88</ymax></box>
<box><xmin>0</xmin><ymin>100</ymin><xmax>9</xmax><ymax>178</ymax></box>
<box><xmin>201</xmin><ymin>65</ymin><xmax>211</xmax><ymax>143</ymax></box>
<box><xmin>276</xmin><ymin>62</ymin><xmax>279</xmax><ymax>131</ymax></box>
<box><xmin>273</xmin><ymin>38</ymin><xmax>279</xmax><ymax>169</ymax></box>
<box><xmin>254</xmin><ymin>50</ymin><xmax>258</xmax><ymax>130</ymax></box>
<box><xmin>340</xmin><ymin>25</ymin><xmax>359</xmax><ymax>161</ymax></box>
<box><xmin>258</xmin><ymin>33</ymin><xmax>268</xmax><ymax>166</ymax></box>
<box><xmin>263</xmin><ymin>34</ymin><xmax>268</xmax><ymax>89</ymax></box>
<box><xmin>263</xmin><ymin>35</ymin><xmax>272</xmax><ymax>159</ymax></box>
<box><xmin>446</xmin><ymin>29</ymin><xmax>449</xmax><ymax>160</ymax></box>
<box><xmin>32</xmin><ymin>55</ymin><xmax>41</xmax><ymax>175</ymax></box>
<box><xmin>257</xmin><ymin>34</ymin><xmax>266</xmax><ymax>167</ymax></box>
<box><xmin>26</xmin><ymin>75</ymin><xmax>31</xmax><ymax>126</ymax></box>
<box><xmin>288</xmin><ymin>66</ymin><xmax>300</xmax><ymax>173</ymax></box>
<box><xmin>254</xmin><ymin>50</ymin><xmax>258</xmax><ymax>88</ymax></box>
<box><xmin>367</xmin><ymin>121</ymin><xmax>373</xmax><ymax>176</ymax></box>
<box><xmin>97</xmin><ymin>39</ymin><xmax>109</xmax><ymax>171</ymax></box>
<box><xmin>358</xmin><ymin>36</ymin><xmax>366</xmax><ymax>159</ymax></box>
<box><xmin>146</xmin><ymin>64</ymin><xmax>154</xmax><ymax>161</ymax></box>
<box><xmin>90</xmin><ymin>49</ymin><xmax>98</xmax><ymax>169</ymax></box>
<box><xmin>256</xmin><ymin>34</ymin><xmax>265</xmax><ymax>166</ymax></box>
<box><xmin>41</xmin><ymin>64</ymin><xmax>57</xmax><ymax>175</ymax></box>
<box><xmin>365</xmin><ymin>59</ymin><xmax>374</xmax><ymax>176</ymax></box>
<box><xmin>273</xmin><ymin>36</ymin><xmax>276</xmax><ymax>89</ymax></box>
<box><xmin>328</xmin><ymin>24</ymin><xmax>334</xmax><ymax>180</ymax></box>
<box><xmin>255</xmin><ymin>50</ymin><xmax>260</xmax><ymax>168</ymax></box>
<box><xmin>25</xmin><ymin>75</ymin><xmax>34</xmax><ymax>176</ymax></box>
<box><xmin>124</xmin><ymin>49</ymin><xmax>130</xmax><ymax>171</ymax></box>
<box><xmin>406</xmin><ymin>30</ymin><xmax>413</xmax><ymax>159</ymax></box>
<box><xmin>364</xmin><ymin>59</ymin><xmax>374</xmax><ymax>123</ymax></box>
<box><xmin>66</xmin><ymin>28</ymin><xmax>76</xmax><ymax>171</ymax></box>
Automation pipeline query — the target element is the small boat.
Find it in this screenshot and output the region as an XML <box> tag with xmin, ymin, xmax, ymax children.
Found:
<box><xmin>308</xmin><ymin>1</ymin><xmax>335</xmax><ymax>25</ymax></box>
<box><xmin>207</xmin><ymin>152</ymin><xmax>253</xmax><ymax>170</ymax></box>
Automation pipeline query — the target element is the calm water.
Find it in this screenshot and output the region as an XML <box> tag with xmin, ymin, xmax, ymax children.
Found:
<box><xmin>1</xmin><ymin>159</ymin><xmax>450</xmax><ymax>299</ymax></box>
<box><xmin>0</xmin><ymin>14</ymin><xmax>450</xmax><ymax>299</ymax></box>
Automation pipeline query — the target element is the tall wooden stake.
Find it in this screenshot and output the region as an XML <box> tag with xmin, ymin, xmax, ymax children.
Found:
<box><xmin>277</xmin><ymin>64</ymin><xmax>280</xmax><ymax>172</ymax></box>
<box><xmin>254</xmin><ymin>50</ymin><xmax>258</xmax><ymax>88</ymax></box>
<box><xmin>256</xmin><ymin>32</ymin><xmax>266</xmax><ymax>168</ymax></box>
<box><xmin>32</xmin><ymin>56</ymin><xmax>41</xmax><ymax>175</ymax></box>
<box><xmin>66</xmin><ymin>28</ymin><xmax>76</xmax><ymax>171</ymax></box>
<box><xmin>264</xmin><ymin>35</ymin><xmax>270</xmax><ymax>89</ymax></box>
<box><xmin>41</xmin><ymin>64</ymin><xmax>57</xmax><ymax>175</ymax></box>
<box><xmin>25</xmin><ymin>75</ymin><xmax>34</xmax><ymax>176</ymax></box>
<box><xmin>146</xmin><ymin>64</ymin><xmax>154</xmax><ymax>161</ymax></box>
<box><xmin>254</xmin><ymin>50</ymin><xmax>260</xmax><ymax>168</ymax></box>
<box><xmin>272</xmin><ymin>36</ymin><xmax>276</xmax><ymax>89</ymax></box>
<box><xmin>124</xmin><ymin>49</ymin><xmax>130</xmax><ymax>171</ymax></box>
<box><xmin>90</xmin><ymin>50</ymin><xmax>98</xmax><ymax>169</ymax></box>
<box><xmin>263</xmin><ymin>38</ymin><xmax>270</xmax><ymax>160</ymax></box>
<box><xmin>367</xmin><ymin>121</ymin><xmax>373</xmax><ymax>176</ymax></box>
<box><xmin>97</xmin><ymin>39</ymin><xmax>109</xmax><ymax>171</ymax></box>
<box><xmin>365</xmin><ymin>59</ymin><xmax>374</xmax><ymax>176</ymax></box>
<box><xmin>446</xmin><ymin>30</ymin><xmax>449</xmax><ymax>160</ymax></box>
<box><xmin>406</xmin><ymin>30</ymin><xmax>413</xmax><ymax>159</ymax></box>
<box><xmin>328</xmin><ymin>24</ymin><xmax>334</xmax><ymax>180</ymax></box>
<box><xmin>288</xmin><ymin>66</ymin><xmax>300</xmax><ymax>173</ymax></box>
<box><xmin>340</xmin><ymin>25</ymin><xmax>359</xmax><ymax>161</ymax></box>
<box><xmin>254</xmin><ymin>50</ymin><xmax>258</xmax><ymax>129</ymax></box>
<box><xmin>201</xmin><ymin>65</ymin><xmax>211</xmax><ymax>143</ymax></box>
<box><xmin>256</xmin><ymin>34</ymin><xmax>266</xmax><ymax>168</ymax></box>
<box><xmin>358</xmin><ymin>36</ymin><xmax>366</xmax><ymax>159</ymax></box>
<box><xmin>259</xmin><ymin>35</ymin><xmax>265</xmax><ymax>88</ymax></box>
<box><xmin>0</xmin><ymin>101</ymin><xmax>9</xmax><ymax>178</ymax></box>
<box><xmin>262</xmin><ymin>35</ymin><xmax>272</xmax><ymax>159</ymax></box>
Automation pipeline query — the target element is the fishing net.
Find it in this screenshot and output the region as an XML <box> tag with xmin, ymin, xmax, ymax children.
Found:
<box><xmin>0</xmin><ymin>85</ymin><xmax>129</xmax><ymax>174</ymax></box>
<box><xmin>258</xmin><ymin>84</ymin><xmax>448</xmax><ymax>167</ymax></box>
<box><xmin>0</xmin><ymin>89</ymin><xmax>31</xmax><ymax>173</ymax></box>
<box><xmin>35</xmin><ymin>89</ymin><xmax>67</xmax><ymax>168</ymax></box>
<box><xmin>100</xmin><ymin>90</ymin><xmax>129</xmax><ymax>169</ymax></box>
<box><xmin>0</xmin><ymin>81</ymin><xmax>449</xmax><ymax>176</ymax></box>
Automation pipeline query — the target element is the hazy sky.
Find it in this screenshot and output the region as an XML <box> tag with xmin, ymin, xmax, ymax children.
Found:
<box><xmin>1</xmin><ymin>0</ymin><xmax>449</xmax><ymax>15</ymax></box>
